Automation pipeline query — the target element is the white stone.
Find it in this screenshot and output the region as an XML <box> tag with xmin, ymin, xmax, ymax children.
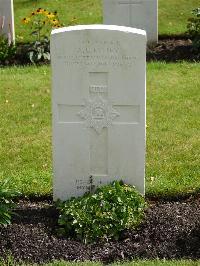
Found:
<box><xmin>0</xmin><ymin>0</ymin><xmax>15</xmax><ymax>42</ymax></box>
<box><xmin>103</xmin><ymin>0</ymin><xmax>158</xmax><ymax>44</ymax></box>
<box><xmin>51</xmin><ymin>25</ymin><xmax>146</xmax><ymax>201</ymax></box>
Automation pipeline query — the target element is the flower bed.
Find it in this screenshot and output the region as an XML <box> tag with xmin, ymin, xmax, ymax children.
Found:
<box><xmin>0</xmin><ymin>197</ymin><xmax>200</xmax><ymax>264</ymax></box>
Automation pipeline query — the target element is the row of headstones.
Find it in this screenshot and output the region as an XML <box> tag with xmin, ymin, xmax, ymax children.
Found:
<box><xmin>0</xmin><ymin>0</ymin><xmax>158</xmax><ymax>44</ymax></box>
<box><xmin>51</xmin><ymin>1</ymin><xmax>157</xmax><ymax>200</ymax></box>
<box><xmin>0</xmin><ymin>0</ymin><xmax>155</xmax><ymax>200</ymax></box>
<box><xmin>0</xmin><ymin>0</ymin><xmax>15</xmax><ymax>43</ymax></box>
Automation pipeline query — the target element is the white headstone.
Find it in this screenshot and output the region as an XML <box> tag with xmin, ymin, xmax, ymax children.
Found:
<box><xmin>51</xmin><ymin>25</ymin><xmax>146</xmax><ymax>201</ymax></box>
<box><xmin>0</xmin><ymin>0</ymin><xmax>15</xmax><ymax>43</ymax></box>
<box><xmin>103</xmin><ymin>0</ymin><xmax>158</xmax><ymax>44</ymax></box>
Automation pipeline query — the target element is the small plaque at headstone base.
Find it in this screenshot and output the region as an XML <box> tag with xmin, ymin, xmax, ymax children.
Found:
<box><xmin>51</xmin><ymin>25</ymin><xmax>146</xmax><ymax>201</ymax></box>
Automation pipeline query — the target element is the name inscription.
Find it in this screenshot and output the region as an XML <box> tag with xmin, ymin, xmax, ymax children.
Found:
<box><xmin>56</xmin><ymin>40</ymin><xmax>136</xmax><ymax>68</ymax></box>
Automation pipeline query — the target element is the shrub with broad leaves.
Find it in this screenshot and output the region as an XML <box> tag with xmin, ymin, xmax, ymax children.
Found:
<box><xmin>0</xmin><ymin>16</ymin><xmax>16</xmax><ymax>64</ymax></box>
<box><xmin>0</xmin><ymin>35</ymin><xmax>16</xmax><ymax>64</ymax></box>
<box><xmin>57</xmin><ymin>181</ymin><xmax>147</xmax><ymax>243</ymax></box>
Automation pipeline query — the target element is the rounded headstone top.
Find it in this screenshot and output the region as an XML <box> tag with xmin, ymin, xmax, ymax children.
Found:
<box><xmin>51</xmin><ymin>24</ymin><xmax>146</xmax><ymax>37</ymax></box>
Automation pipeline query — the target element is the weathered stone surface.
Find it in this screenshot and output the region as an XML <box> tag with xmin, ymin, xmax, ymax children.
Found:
<box><xmin>0</xmin><ymin>0</ymin><xmax>15</xmax><ymax>42</ymax></box>
<box><xmin>103</xmin><ymin>0</ymin><xmax>158</xmax><ymax>44</ymax></box>
<box><xmin>51</xmin><ymin>25</ymin><xmax>146</xmax><ymax>200</ymax></box>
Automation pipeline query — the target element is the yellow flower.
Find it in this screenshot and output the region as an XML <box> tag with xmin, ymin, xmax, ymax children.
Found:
<box><xmin>43</xmin><ymin>10</ymin><xmax>49</xmax><ymax>16</ymax></box>
<box><xmin>22</xmin><ymin>17</ymin><xmax>30</xmax><ymax>24</ymax></box>
<box><xmin>36</xmin><ymin>8</ymin><xmax>43</xmax><ymax>14</ymax></box>
<box><xmin>51</xmin><ymin>19</ymin><xmax>59</xmax><ymax>26</ymax></box>
<box><xmin>47</xmin><ymin>12</ymin><xmax>55</xmax><ymax>19</ymax></box>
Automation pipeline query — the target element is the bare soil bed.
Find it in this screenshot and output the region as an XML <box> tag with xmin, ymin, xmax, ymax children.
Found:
<box><xmin>0</xmin><ymin>197</ymin><xmax>200</xmax><ymax>264</ymax></box>
<box><xmin>147</xmin><ymin>37</ymin><xmax>199</xmax><ymax>62</ymax></box>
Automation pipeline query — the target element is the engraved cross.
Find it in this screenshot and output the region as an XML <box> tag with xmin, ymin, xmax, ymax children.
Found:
<box><xmin>118</xmin><ymin>0</ymin><xmax>143</xmax><ymax>26</ymax></box>
<box><xmin>57</xmin><ymin>72</ymin><xmax>140</xmax><ymax>185</ymax></box>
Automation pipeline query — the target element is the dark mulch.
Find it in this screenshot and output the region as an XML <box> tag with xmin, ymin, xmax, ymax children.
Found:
<box><xmin>0</xmin><ymin>37</ymin><xmax>199</xmax><ymax>67</ymax></box>
<box><xmin>0</xmin><ymin>197</ymin><xmax>200</xmax><ymax>264</ymax></box>
<box><xmin>147</xmin><ymin>37</ymin><xmax>199</xmax><ymax>62</ymax></box>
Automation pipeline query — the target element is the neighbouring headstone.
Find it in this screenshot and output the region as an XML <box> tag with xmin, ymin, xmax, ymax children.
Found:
<box><xmin>0</xmin><ymin>0</ymin><xmax>15</xmax><ymax>43</ymax></box>
<box><xmin>51</xmin><ymin>25</ymin><xmax>146</xmax><ymax>201</ymax></box>
<box><xmin>103</xmin><ymin>0</ymin><xmax>158</xmax><ymax>44</ymax></box>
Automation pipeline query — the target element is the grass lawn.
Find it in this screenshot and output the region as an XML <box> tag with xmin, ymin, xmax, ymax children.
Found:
<box><xmin>45</xmin><ymin>262</ymin><xmax>200</xmax><ymax>266</ymax></box>
<box><xmin>13</xmin><ymin>0</ymin><xmax>200</xmax><ymax>42</ymax></box>
<box><xmin>0</xmin><ymin>62</ymin><xmax>199</xmax><ymax>198</ymax></box>
<box><xmin>2</xmin><ymin>260</ymin><xmax>200</xmax><ymax>266</ymax></box>
<box><xmin>146</xmin><ymin>62</ymin><xmax>200</xmax><ymax>197</ymax></box>
<box><xmin>0</xmin><ymin>66</ymin><xmax>52</xmax><ymax>196</ymax></box>
<box><xmin>158</xmin><ymin>0</ymin><xmax>200</xmax><ymax>36</ymax></box>
<box><xmin>45</xmin><ymin>261</ymin><xmax>200</xmax><ymax>266</ymax></box>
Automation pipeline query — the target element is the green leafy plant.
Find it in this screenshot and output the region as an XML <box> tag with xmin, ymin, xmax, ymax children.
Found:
<box><xmin>0</xmin><ymin>179</ymin><xmax>19</xmax><ymax>226</ymax></box>
<box><xmin>0</xmin><ymin>35</ymin><xmax>16</xmax><ymax>63</ymax></box>
<box><xmin>28</xmin><ymin>36</ymin><xmax>50</xmax><ymax>63</ymax></box>
<box><xmin>0</xmin><ymin>16</ymin><xmax>16</xmax><ymax>64</ymax></box>
<box><xmin>187</xmin><ymin>8</ymin><xmax>200</xmax><ymax>51</ymax></box>
<box><xmin>21</xmin><ymin>8</ymin><xmax>63</xmax><ymax>63</ymax></box>
<box><xmin>57</xmin><ymin>181</ymin><xmax>147</xmax><ymax>243</ymax></box>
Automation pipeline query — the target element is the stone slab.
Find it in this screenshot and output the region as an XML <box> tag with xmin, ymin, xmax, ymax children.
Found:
<box><xmin>103</xmin><ymin>0</ymin><xmax>158</xmax><ymax>44</ymax></box>
<box><xmin>0</xmin><ymin>0</ymin><xmax>15</xmax><ymax>42</ymax></box>
<box><xmin>51</xmin><ymin>25</ymin><xmax>146</xmax><ymax>200</ymax></box>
